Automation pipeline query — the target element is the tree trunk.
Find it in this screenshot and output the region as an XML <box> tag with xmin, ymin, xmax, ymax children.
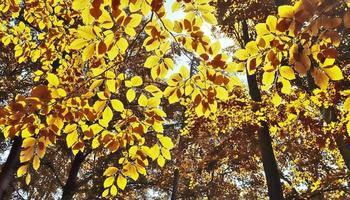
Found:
<box><xmin>258</xmin><ymin>122</ymin><xmax>285</xmax><ymax>200</ymax></box>
<box><xmin>274</xmin><ymin>0</ymin><xmax>288</xmax><ymax>6</ymax></box>
<box><xmin>326</xmin><ymin>107</ymin><xmax>350</xmax><ymax>170</ymax></box>
<box><xmin>334</xmin><ymin>135</ymin><xmax>350</xmax><ymax>170</ymax></box>
<box><xmin>171</xmin><ymin>169</ymin><xmax>179</xmax><ymax>200</ymax></box>
<box><xmin>242</xmin><ymin>20</ymin><xmax>284</xmax><ymax>200</ymax></box>
<box><xmin>0</xmin><ymin>136</ymin><xmax>22</xmax><ymax>199</ymax></box>
<box><xmin>307</xmin><ymin>73</ymin><xmax>350</xmax><ymax>171</ymax></box>
<box><xmin>61</xmin><ymin>152</ymin><xmax>85</xmax><ymax>200</ymax></box>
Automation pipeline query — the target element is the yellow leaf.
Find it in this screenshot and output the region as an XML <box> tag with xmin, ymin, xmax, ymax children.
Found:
<box><xmin>124</xmin><ymin>164</ymin><xmax>139</xmax><ymax>181</ymax></box>
<box><xmin>202</xmin><ymin>12</ymin><xmax>217</xmax><ymax>25</ymax></box>
<box><xmin>25</xmin><ymin>173</ymin><xmax>31</xmax><ymax>185</ymax></box>
<box><xmin>72</xmin><ymin>0</ymin><xmax>86</xmax><ymax>11</ymax></box>
<box><xmin>153</xmin><ymin>122</ymin><xmax>164</xmax><ymax>133</ymax></box>
<box><xmin>144</xmin><ymin>55</ymin><xmax>160</xmax><ymax>68</ymax></box>
<box><xmin>117</xmin><ymin>174</ymin><xmax>127</xmax><ymax>190</ymax></box>
<box><xmin>66</xmin><ymin>130</ymin><xmax>78</xmax><ymax>148</ymax></box>
<box><xmin>101</xmin><ymin>106</ymin><xmax>113</xmax><ymax>127</ymax></box>
<box><xmin>149</xmin><ymin>144</ymin><xmax>160</xmax><ymax>160</ymax></box>
<box><xmin>33</xmin><ymin>155</ymin><xmax>40</xmax><ymax>171</ymax></box>
<box><xmin>159</xmin><ymin>136</ymin><xmax>174</xmax><ymax>149</ymax></box>
<box><xmin>245</xmin><ymin>41</ymin><xmax>259</xmax><ymax>56</ymax></box>
<box><xmin>102</xmin><ymin>189</ymin><xmax>109</xmax><ymax>197</ymax></box>
<box><xmin>280</xmin><ymin>78</ymin><xmax>292</xmax><ymax>94</ymax></box>
<box><xmin>234</xmin><ymin>49</ymin><xmax>249</xmax><ymax>61</ymax></box>
<box><xmin>216</xmin><ymin>87</ymin><xmax>228</xmax><ymax>100</ymax></box>
<box><xmin>126</xmin><ymin>89</ymin><xmax>136</xmax><ymax>102</ymax></box>
<box><xmin>47</xmin><ymin>73</ymin><xmax>59</xmax><ymax>87</ymax></box>
<box><xmin>57</xmin><ymin>88</ymin><xmax>67</xmax><ymax>97</ymax></box>
<box><xmin>148</xmin><ymin>97</ymin><xmax>160</xmax><ymax>107</ymax></box>
<box><xmin>157</xmin><ymin>155</ymin><xmax>166</xmax><ymax>167</ymax></box>
<box><xmin>131</xmin><ymin>76</ymin><xmax>143</xmax><ymax>87</ymax></box>
<box><xmin>104</xmin><ymin>167</ymin><xmax>118</xmax><ymax>176</ymax></box>
<box><xmin>179</xmin><ymin>66</ymin><xmax>189</xmax><ymax>78</ymax></box>
<box><xmin>279</xmin><ymin>66</ymin><xmax>295</xmax><ymax>80</ymax></box>
<box><xmin>111</xmin><ymin>99</ymin><xmax>124</xmax><ymax>112</ymax></box>
<box><xmin>324</xmin><ymin>66</ymin><xmax>343</xmax><ymax>81</ymax></box>
<box><xmin>107</xmin><ymin>45</ymin><xmax>119</xmax><ymax>60</ymax></box>
<box><xmin>161</xmin><ymin>148</ymin><xmax>171</xmax><ymax>160</ymax></box>
<box><xmin>91</xmin><ymin>124</ymin><xmax>103</xmax><ymax>135</ymax></box>
<box><xmin>92</xmin><ymin>137</ymin><xmax>100</xmax><ymax>149</ymax></box>
<box><xmin>262</xmin><ymin>71</ymin><xmax>275</xmax><ymax>86</ymax></box>
<box><xmin>94</xmin><ymin>100</ymin><xmax>107</xmax><ymax>113</ymax></box>
<box><xmin>344</xmin><ymin>98</ymin><xmax>350</xmax><ymax>111</ymax></box>
<box><xmin>106</xmin><ymin>80</ymin><xmax>116</xmax><ymax>93</ymax></box>
<box><xmin>82</xmin><ymin>43</ymin><xmax>95</xmax><ymax>61</ymax></box>
<box><xmin>22</xmin><ymin>137</ymin><xmax>36</xmax><ymax>148</ymax></box>
<box><xmin>64</xmin><ymin>124</ymin><xmax>77</xmax><ymax>133</ymax></box>
<box><xmin>116</xmin><ymin>37</ymin><xmax>128</xmax><ymax>54</ymax></box>
<box><xmin>138</xmin><ymin>94</ymin><xmax>148</xmax><ymax>107</ymax></box>
<box><xmin>77</xmin><ymin>26</ymin><xmax>95</xmax><ymax>40</ymax></box>
<box><xmin>129</xmin><ymin>146</ymin><xmax>138</xmax><ymax>157</ymax></box>
<box><xmin>128</xmin><ymin>14</ymin><xmax>143</xmax><ymax>27</ymax></box>
<box><xmin>110</xmin><ymin>185</ymin><xmax>118</xmax><ymax>196</ymax></box>
<box><xmin>17</xmin><ymin>165</ymin><xmax>28</xmax><ymax>177</ymax></box>
<box><xmin>266</xmin><ymin>15</ymin><xmax>277</xmax><ymax>32</ymax></box>
<box><xmin>70</xmin><ymin>38</ymin><xmax>87</xmax><ymax>50</ymax></box>
<box><xmin>278</xmin><ymin>5</ymin><xmax>294</xmax><ymax>18</ymax></box>
<box><xmin>104</xmin><ymin>176</ymin><xmax>115</xmax><ymax>188</ymax></box>
<box><xmin>172</xmin><ymin>1</ymin><xmax>181</xmax><ymax>12</ymax></box>
<box><xmin>272</xmin><ymin>93</ymin><xmax>282</xmax><ymax>107</ymax></box>
<box><xmin>255</xmin><ymin>23</ymin><xmax>269</xmax><ymax>36</ymax></box>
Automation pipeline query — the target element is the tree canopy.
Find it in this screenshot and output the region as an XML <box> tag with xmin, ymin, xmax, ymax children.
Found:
<box><xmin>1</xmin><ymin>0</ymin><xmax>350</xmax><ymax>199</ymax></box>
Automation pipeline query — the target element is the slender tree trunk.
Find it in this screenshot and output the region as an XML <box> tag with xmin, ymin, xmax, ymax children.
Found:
<box><xmin>306</xmin><ymin>73</ymin><xmax>350</xmax><ymax>170</ymax></box>
<box><xmin>61</xmin><ymin>152</ymin><xmax>85</xmax><ymax>200</ymax></box>
<box><xmin>0</xmin><ymin>136</ymin><xmax>22</xmax><ymax>199</ymax></box>
<box><xmin>325</xmin><ymin>107</ymin><xmax>350</xmax><ymax>170</ymax></box>
<box><xmin>171</xmin><ymin>169</ymin><xmax>179</xmax><ymax>200</ymax></box>
<box><xmin>242</xmin><ymin>20</ymin><xmax>284</xmax><ymax>200</ymax></box>
<box><xmin>334</xmin><ymin>135</ymin><xmax>350</xmax><ymax>170</ymax></box>
<box><xmin>274</xmin><ymin>0</ymin><xmax>288</xmax><ymax>6</ymax></box>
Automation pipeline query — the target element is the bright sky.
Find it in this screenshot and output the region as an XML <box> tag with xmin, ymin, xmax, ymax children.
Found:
<box><xmin>163</xmin><ymin>0</ymin><xmax>235</xmax><ymax>78</ymax></box>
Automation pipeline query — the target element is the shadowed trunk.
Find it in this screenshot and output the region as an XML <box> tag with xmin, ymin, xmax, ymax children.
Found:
<box><xmin>275</xmin><ymin>0</ymin><xmax>288</xmax><ymax>7</ymax></box>
<box><xmin>242</xmin><ymin>20</ymin><xmax>284</xmax><ymax>200</ymax></box>
<box><xmin>0</xmin><ymin>136</ymin><xmax>22</xmax><ymax>199</ymax></box>
<box><xmin>307</xmin><ymin>72</ymin><xmax>350</xmax><ymax>171</ymax></box>
<box><xmin>334</xmin><ymin>135</ymin><xmax>350</xmax><ymax>170</ymax></box>
<box><xmin>61</xmin><ymin>152</ymin><xmax>85</xmax><ymax>200</ymax></box>
<box><xmin>171</xmin><ymin>169</ymin><xmax>179</xmax><ymax>200</ymax></box>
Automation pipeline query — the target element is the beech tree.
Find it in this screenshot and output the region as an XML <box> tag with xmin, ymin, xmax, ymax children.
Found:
<box><xmin>1</xmin><ymin>0</ymin><xmax>350</xmax><ymax>199</ymax></box>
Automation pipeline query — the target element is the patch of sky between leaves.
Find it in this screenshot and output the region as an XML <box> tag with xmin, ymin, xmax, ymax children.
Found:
<box><xmin>163</xmin><ymin>0</ymin><xmax>246</xmax><ymax>85</ymax></box>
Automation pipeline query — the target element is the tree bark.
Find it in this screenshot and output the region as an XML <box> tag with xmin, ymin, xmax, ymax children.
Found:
<box><xmin>242</xmin><ymin>20</ymin><xmax>284</xmax><ymax>200</ymax></box>
<box><xmin>325</xmin><ymin>107</ymin><xmax>350</xmax><ymax>170</ymax></box>
<box><xmin>334</xmin><ymin>135</ymin><xmax>350</xmax><ymax>170</ymax></box>
<box><xmin>0</xmin><ymin>136</ymin><xmax>22</xmax><ymax>199</ymax></box>
<box><xmin>61</xmin><ymin>152</ymin><xmax>85</xmax><ymax>200</ymax></box>
<box><xmin>171</xmin><ymin>169</ymin><xmax>179</xmax><ymax>200</ymax></box>
<box><xmin>307</xmin><ymin>73</ymin><xmax>350</xmax><ymax>171</ymax></box>
<box><xmin>274</xmin><ymin>0</ymin><xmax>288</xmax><ymax>6</ymax></box>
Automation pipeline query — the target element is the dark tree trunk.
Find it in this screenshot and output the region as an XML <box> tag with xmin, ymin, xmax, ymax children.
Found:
<box><xmin>61</xmin><ymin>152</ymin><xmax>85</xmax><ymax>200</ymax></box>
<box><xmin>325</xmin><ymin>107</ymin><xmax>350</xmax><ymax>170</ymax></box>
<box><xmin>334</xmin><ymin>135</ymin><xmax>350</xmax><ymax>170</ymax></box>
<box><xmin>307</xmin><ymin>73</ymin><xmax>350</xmax><ymax>171</ymax></box>
<box><xmin>0</xmin><ymin>136</ymin><xmax>22</xmax><ymax>200</ymax></box>
<box><xmin>274</xmin><ymin>0</ymin><xmax>288</xmax><ymax>6</ymax></box>
<box><xmin>242</xmin><ymin>20</ymin><xmax>284</xmax><ymax>200</ymax></box>
<box><xmin>171</xmin><ymin>169</ymin><xmax>179</xmax><ymax>200</ymax></box>
<box><xmin>258</xmin><ymin>122</ymin><xmax>285</xmax><ymax>200</ymax></box>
